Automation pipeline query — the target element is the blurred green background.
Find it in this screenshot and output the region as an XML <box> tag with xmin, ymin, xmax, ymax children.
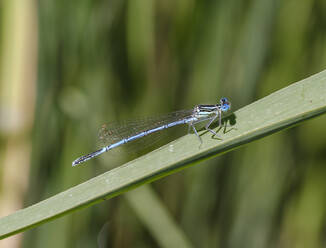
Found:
<box><xmin>1</xmin><ymin>0</ymin><xmax>326</xmax><ymax>247</ymax></box>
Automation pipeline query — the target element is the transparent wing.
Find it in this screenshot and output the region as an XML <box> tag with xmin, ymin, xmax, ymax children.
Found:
<box><xmin>97</xmin><ymin>109</ymin><xmax>193</xmax><ymax>151</ymax></box>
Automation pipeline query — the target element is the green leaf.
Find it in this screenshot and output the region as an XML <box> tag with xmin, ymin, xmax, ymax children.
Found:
<box><xmin>1</xmin><ymin>69</ymin><xmax>326</xmax><ymax>239</ymax></box>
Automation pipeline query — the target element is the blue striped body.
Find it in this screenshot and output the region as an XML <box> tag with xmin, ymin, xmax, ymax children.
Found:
<box><xmin>72</xmin><ymin>98</ymin><xmax>231</xmax><ymax>166</ymax></box>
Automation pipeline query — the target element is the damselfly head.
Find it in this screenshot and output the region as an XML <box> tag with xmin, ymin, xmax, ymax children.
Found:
<box><xmin>220</xmin><ymin>97</ymin><xmax>231</xmax><ymax>112</ymax></box>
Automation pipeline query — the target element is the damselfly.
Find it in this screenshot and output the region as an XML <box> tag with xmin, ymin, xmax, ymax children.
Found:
<box><xmin>72</xmin><ymin>97</ymin><xmax>231</xmax><ymax>166</ymax></box>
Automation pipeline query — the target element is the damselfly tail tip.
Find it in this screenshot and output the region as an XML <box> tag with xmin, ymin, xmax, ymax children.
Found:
<box><xmin>72</xmin><ymin>158</ymin><xmax>82</xmax><ymax>167</ymax></box>
<box><xmin>72</xmin><ymin>148</ymin><xmax>106</xmax><ymax>167</ymax></box>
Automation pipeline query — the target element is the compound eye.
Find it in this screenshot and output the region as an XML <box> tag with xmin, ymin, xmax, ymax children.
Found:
<box><xmin>220</xmin><ymin>97</ymin><xmax>228</xmax><ymax>104</ymax></box>
<box><xmin>220</xmin><ymin>97</ymin><xmax>230</xmax><ymax>112</ymax></box>
<box><xmin>221</xmin><ymin>104</ymin><xmax>230</xmax><ymax>112</ymax></box>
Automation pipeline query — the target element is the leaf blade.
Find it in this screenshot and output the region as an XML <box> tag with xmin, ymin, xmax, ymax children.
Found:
<box><xmin>1</xmin><ymin>69</ymin><xmax>326</xmax><ymax>239</ymax></box>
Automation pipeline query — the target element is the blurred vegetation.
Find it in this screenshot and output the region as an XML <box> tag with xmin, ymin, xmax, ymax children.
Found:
<box><xmin>1</xmin><ymin>0</ymin><xmax>326</xmax><ymax>247</ymax></box>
